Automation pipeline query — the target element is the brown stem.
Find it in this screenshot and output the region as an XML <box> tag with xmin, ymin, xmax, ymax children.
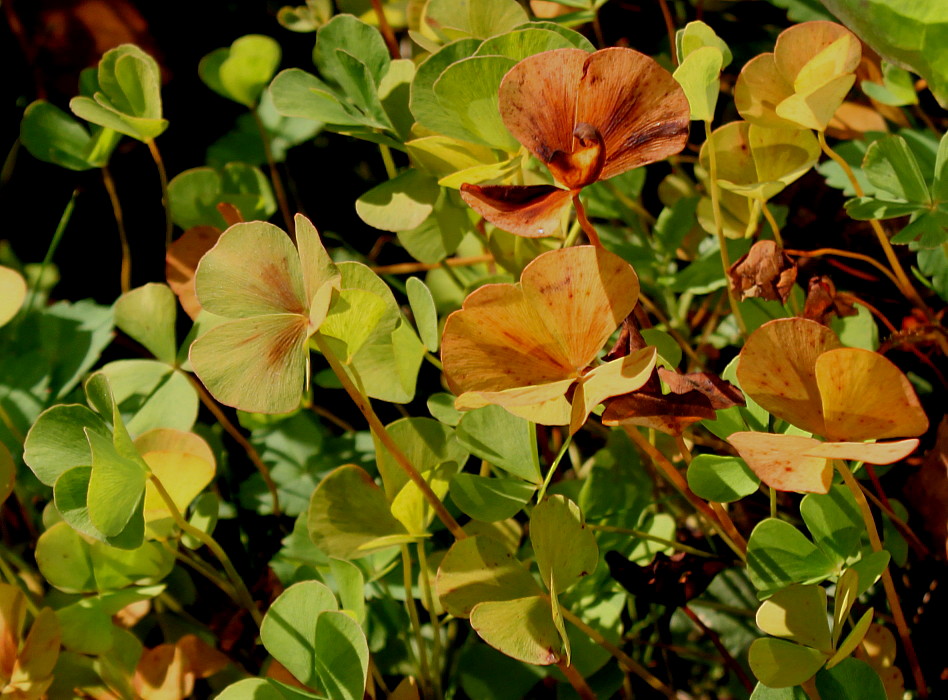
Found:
<box><xmin>682</xmin><ymin>605</ymin><xmax>754</xmax><ymax>691</ymax></box>
<box><xmin>560</xmin><ymin>607</ymin><xmax>675</xmax><ymax>699</ymax></box>
<box><xmin>836</xmin><ymin>461</ymin><xmax>927</xmax><ymax>698</ymax></box>
<box><xmin>145</xmin><ymin>138</ymin><xmax>173</xmax><ymax>250</ymax></box>
<box><xmin>857</xmin><ymin>480</ymin><xmax>929</xmax><ymax>558</ymax></box>
<box><xmin>623</xmin><ymin>426</ymin><xmax>747</xmax><ymax>558</ymax></box>
<box><xmin>188</xmin><ymin>374</ymin><xmax>281</xmax><ymax>517</ymax></box>
<box><xmin>149</xmin><ymin>473</ymin><xmax>263</xmax><ymax>629</ymax></box>
<box><xmin>558</xmin><ymin>660</ymin><xmax>596</xmax><ymax>700</ymax></box>
<box><xmin>370</xmin><ymin>0</ymin><xmax>400</xmax><ymax>59</ymax></box>
<box><xmin>314</xmin><ymin>334</ymin><xmax>466</xmax><ymax>540</ymax></box>
<box><xmin>658</xmin><ymin>0</ymin><xmax>678</xmax><ymax>65</ymax></box>
<box><xmin>251</xmin><ymin>110</ymin><xmax>293</xmax><ymax>235</ymax></box>
<box><xmin>785</xmin><ymin>247</ymin><xmax>902</xmax><ymax>291</ymax></box>
<box><xmin>101</xmin><ymin>166</ymin><xmax>131</xmax><ymax>293</ymax></box>
<box><xmin>572</xmin><ymin>194</ymin><xmax>602</xmax><ymax>247</ymax></box>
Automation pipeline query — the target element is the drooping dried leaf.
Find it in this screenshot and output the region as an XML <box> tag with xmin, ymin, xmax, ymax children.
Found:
<box><xmin>602</xmin><ymin>365</ymin><xmax>743</xmax><ymax>435</ymax></box>
<box><xmin>728</xmin><ymin>240</ymin><xmax>798</xmax><ymax>303</ymax></box>
<box><xmin>803</xmin><ymin>275</ymin><xmax>857</xmax><ymax>323</ymax></box>
<box><xmin>657</xmin><ymin>368</ymin><xmax>746</xmax><ymax>410</ymax></box>
<box><xmin>459</xmin><ymin>184</ymin><xmax>572</xmax><ymax>238</ymax></box>
<box><xmin>602</xmin><ymin>388</ymin><xmax>716</xmax><ymax>435</ymax></box>
<box><xmin>737</xmin><ymin>318</ymin><xmax>842</xmax><ymax>436</ymax></box>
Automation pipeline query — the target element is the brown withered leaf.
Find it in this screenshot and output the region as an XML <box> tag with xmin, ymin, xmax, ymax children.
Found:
<box><xmin>165</xmin><ymin>226</ymin><xmax>222</xmax><ymax>320</ymax></box>
<box><xmin>727</xmin><ymin>240</ymin><xmax>797</xmax><ymax>303</ymax></box>
<box><xmin>657</xmin><ymin>368</ymin><xmax>746</xmax><ymax>410</ymax></box>
<box><xmin>601</xmin><ymin>368</ymin><xmax>744</xmax><ymax>436</ymax></box>
<box><xmin>602</xmin><ymin>389</ymin><xmax>717</xmax><ymax>435</ymax></box>
<box><xmin>803</xmin><ymin>275</ymin><xmax>857</xmax><ymax>323</ymax></box>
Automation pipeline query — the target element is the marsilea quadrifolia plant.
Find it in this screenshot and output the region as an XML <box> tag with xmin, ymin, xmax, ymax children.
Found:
<box><xmin>7</xmin><ymin>1</ymin><xmax>947</xmax><ymax>698</ymax></box>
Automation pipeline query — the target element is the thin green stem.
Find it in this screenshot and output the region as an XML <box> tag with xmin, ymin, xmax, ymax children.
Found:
<box><xmin>416</xmin><ymin>543</ymin><xmax>443</xmax><ymax>698</ymax></box>
<box><xmin>562</xmin><ymin>217</ymin><xmax>583</xmax><ymax>248</ymax></box>
<box><xmin>21</xmin><ymin>189</ymin><xmax>77</xmax><ymax>321</ymax></box>
<box><xmin>537</xmin><ymin>433</ymin><xmax>573</xmax><ymax>502</ymax></box>
<box><xmin>703</xmin><ymin>120</ymin><xmax>747</xmax><ymax>335</ymax></box>
<box><xmin>586</xmin><ymin>523</ymin><xmax>714</xmax><ymax>557</ymax></box>
<box><xmin>759</xmin><ymin>199</ymin><xmax>784</xmax><ymax>248</ymax></box>
<box><xmin>769</xmin><ymin>487</ymin><xmax>777</xmax><ymax>519</ymax></box>
<box><xmin>601</xmin><ymin>180</ymin><xmax>656</xmax><ymax>225</ymax></box>
<box><xmin>401</xmin><ymin>545</ymin><xmax>432</xmax><ymax>697</ymax></box>
<box><xmin>148</xmin><ymin>473</ymin><xmax>263</xmax><ymax>629</ymax></box>
<box><xmin>251</xmin><ymin>109</ymin><xmax>293</xmax><ymax>234</ymax></box>
<box><xmin>835</xmin><ymin>461</ymin><xmax>927</xmax><ymax>698</ymax></box>
<box><xmin>560</xmin><ymin>607</ymin><xmax>675</xmax><ymax>699</ymax></box>
<box><xmin>817</xmin><ymin>130</ymin><xmax>931</xmax><ymax>320</ymax></box>
<box><xmin>380</xmin><ymin>144</ymin><xmax>398</xmax><ymax>180</ymax></box>
<box><xmin>145</xmin><ymin>138</ymin><xmax>173</xmax><ymax>249</ymax></box>
<box><xmin>101</xmin><ymin>166</ymin><xmax>131</xmax><ymax>293</ymax></box>
<box><xmin>314</xmin><ymin>334</ymin><xmax>466</xmax><ymax>540</ymax></box>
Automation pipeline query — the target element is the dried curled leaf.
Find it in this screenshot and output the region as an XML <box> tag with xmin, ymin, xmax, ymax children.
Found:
<box><xmin>728</xmin><ymin>240</ymin><xmax>798</xmax><ymax>303</ymax></box>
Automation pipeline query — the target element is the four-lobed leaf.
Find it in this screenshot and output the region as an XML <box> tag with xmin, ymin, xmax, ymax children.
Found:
<box><xmin>190</xmin><ymin>214</ymin><xmax>339</xmax><ymax>413</ymax></box>
<box><xmin>441</xmin><ymin>245</ymin><xmax>656</xmax><ymax>433</ymax></box>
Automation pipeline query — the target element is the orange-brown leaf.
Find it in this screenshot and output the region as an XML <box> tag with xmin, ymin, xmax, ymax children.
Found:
<box><xmin>737</xmin><ymin>318</ymin><xmax>842</xmax><ymax>436</ymax></box>
<box><xmin>459</xmin><ymin>184</ymin><xmax>572</xmax><ymax>238</ymax></box>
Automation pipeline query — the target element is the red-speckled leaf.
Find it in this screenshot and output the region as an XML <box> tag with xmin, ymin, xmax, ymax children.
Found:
<box><xmin>729</xmin><ymin>432</ymin><xmax>833</xmax><ymax>494</ymax></box>
<box><xmin>815</xmin><ymin>348</ymin><xmax>928</xmax><ymax>441</ymax></box>
<box><xmin>737</xmin><ymin>318</ymin><xmax>842</xmax><ymax>436</ymax></box>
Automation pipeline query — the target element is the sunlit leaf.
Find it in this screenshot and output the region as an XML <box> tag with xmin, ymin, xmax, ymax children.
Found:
<box><xmin>436</xmin><ymin>535</ymin><xmax>541</xmax><ymax>618</ymax></box>
<box><xmin>756</xmin><ymin>584</ymin><xmax>832</xmax><ymax>652</ymax></box>
<box><xmin>307</xmin><ymin>465</ymin><xmax>409</xmax><ymax>559</ymax></box>
<box><xmin>749</xmin><ymin>637</ymin><xmax>828</xmax><ymax>687</ymax></box>
<box><xmin>470</xmin><ymin>596</ymin><xmax>563</xmax><ymax>666</ymax></box>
